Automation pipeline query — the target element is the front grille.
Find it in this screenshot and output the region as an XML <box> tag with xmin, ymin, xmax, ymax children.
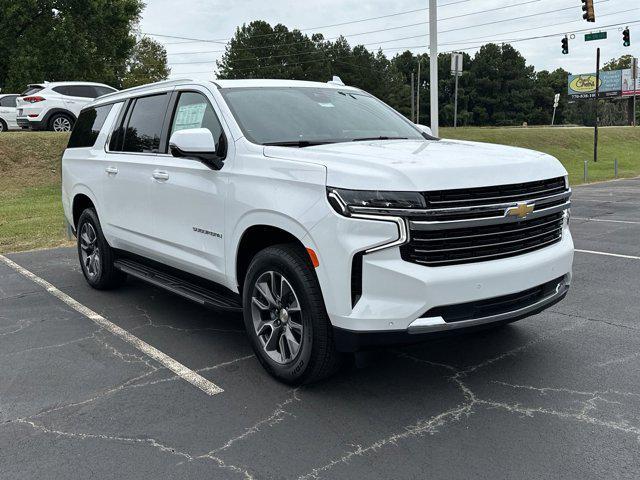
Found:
<box><xmin>422</xmin><ymin>177</ymin><xmax>567</xmax><ymax>208</ymax></box>
<box><xmin>402</xmin><ymin>212</ymin><xmax>563</xmax><ymax>266</ymax></box>
<box><xmin>401</xmin><ymin>177</ymin><xmax>569</xmax><ymax>267</ymax></box>
<box><xmin>421</xmin><ymin>276</ymin><xmax>565</xmax><ymax>323</ymax></box>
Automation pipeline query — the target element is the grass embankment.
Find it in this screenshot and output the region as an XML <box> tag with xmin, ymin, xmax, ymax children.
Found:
<box><xmin>0</xmin><ymin>127</ymin><xmax>639</xmax><ymax>254</ymax></box>
<box><xmin>0</xmin><ymin>132</ymin><xmax>71</xmax><ymax>253</ymax></box>
<box><xmin>442</xmin><ymin>126</ymin><xmax>640</xmax><ymax>186</ymax></box>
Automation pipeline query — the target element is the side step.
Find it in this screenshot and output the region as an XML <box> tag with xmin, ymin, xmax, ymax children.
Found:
<box><xmin>114</xmin><ymin>259</ymin><xmax>242</xmax><ymax>312</ymax></box>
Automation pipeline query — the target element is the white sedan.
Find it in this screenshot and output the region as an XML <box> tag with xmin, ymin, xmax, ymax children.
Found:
<box><xmin>0</xmin><ymin>94</ymin><xmax>19</xmax><ymax>132</ymax></box>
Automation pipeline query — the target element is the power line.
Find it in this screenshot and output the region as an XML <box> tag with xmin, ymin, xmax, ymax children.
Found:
<box><xmin>152</xmin><ymin>0</ymin><xmax>587</xmax><ymax>49</ymax></box>
<box><xmin>165</xmin><ymin>0</ymin><xmax>611</xmax><ymax>65</ymax></box>
<box><xmin>152</xmin><ymin>0</ymin><xmax>476</xmax><ymax>46</ymax></box>
<box><xmin>171</xmin><ymin>18</ymin><xmax>640</xmax><ymax>75</ymax></box>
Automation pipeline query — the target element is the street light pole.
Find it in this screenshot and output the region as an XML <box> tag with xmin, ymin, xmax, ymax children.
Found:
<box><xmin>429</xmin><ymin>0</ymin><xmax>439</xmax><ymax>136</ymax></box>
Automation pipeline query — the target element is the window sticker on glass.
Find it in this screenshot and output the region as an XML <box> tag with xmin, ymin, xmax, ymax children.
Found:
<box><xmin>174</xmin><ymin>103</ymin><xmax>207</xmax><ymax>131</ymax></box>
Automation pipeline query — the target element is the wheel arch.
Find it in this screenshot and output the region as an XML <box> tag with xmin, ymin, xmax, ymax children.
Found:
<box><xmin>234</xmin><ymin>224</ymin><xmax>309</xmax><ymax>294</ymax></box>
<box><xmin>44</xmin><ymin>109</ymin><xmax>77</xmax><ymax>129</ymax></box>
<box><xmin>71</xmin><ymin>189</ymin><xmax>98</xmax><ymax>231</ymax></box>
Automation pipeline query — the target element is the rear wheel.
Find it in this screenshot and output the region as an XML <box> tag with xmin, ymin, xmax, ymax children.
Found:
<box><xmin>49</xmin><ymin>113</ymin><xmax>74</xmax><ymax>132</ymax></box>
<box><xmin>242</xmin><ymin>244</ymin><xmax>342</xmax><ymax>385</ymax></box>
<box><xmin>0</xmin><ymin>119</ymin><xmax>7</xmax><ymax>132</ymax></box>
<box><xmin>76</xmin><ymin>208</ymin><xmax>126</xmax><ymax>289</ymax></box>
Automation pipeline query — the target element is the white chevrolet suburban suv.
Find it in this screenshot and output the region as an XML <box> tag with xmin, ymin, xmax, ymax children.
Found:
<box><xmin>61</xmin><ymin>78</ymin><xmax>573</xmax><ymax>384</ymax></box>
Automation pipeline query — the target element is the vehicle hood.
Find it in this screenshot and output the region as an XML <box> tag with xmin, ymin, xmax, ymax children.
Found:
<box><xmin>263</xmin><ymin>139</ymin><xmax>567</xmax><ymax>191</ymax></box>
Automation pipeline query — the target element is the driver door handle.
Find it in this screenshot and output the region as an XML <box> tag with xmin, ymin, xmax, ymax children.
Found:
<box><xmin>152</xmin><ymin>170</ymin><xmax>170</xmax><ymax>181</ymax></box>
<box><xmin>105</xmin><ymin>166</ymin><xmax>118</xmax><ymax>175</ymax></box>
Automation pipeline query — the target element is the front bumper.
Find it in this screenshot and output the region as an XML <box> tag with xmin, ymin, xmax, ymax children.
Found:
<box><xmin>309</xmin><ymin>206</ymin><xmax>573</xmax><ymax>346</ymax></box>
<box><xmin>333</xmin><ymin>276</ymin><xmax>569</xmax><ymax>351</ymax></box>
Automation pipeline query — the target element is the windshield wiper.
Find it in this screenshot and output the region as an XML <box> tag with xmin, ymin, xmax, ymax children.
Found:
<box><xmin>263</xmin><ymin>140</ymin><xmax>336</xmax><ymax>148</ymax></box>
<box><xmin>351</xmin><ymin>136</ymin><xmax>408</xmax><ymax>142</ymax></box>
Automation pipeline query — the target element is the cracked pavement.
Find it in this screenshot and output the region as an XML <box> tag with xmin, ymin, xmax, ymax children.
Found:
<box><xmin>1</xmin><ymin>178</ymin><xmax>640</xmax><ymax>479</ymax></box>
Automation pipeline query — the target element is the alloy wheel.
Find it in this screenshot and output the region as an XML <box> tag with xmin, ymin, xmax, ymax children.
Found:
<box><xmin>251</xmin><ymin>271</ymin><xmax>304</xmax><ymax>364</ymax></box>
<box><xmin>79</xmin><ymin>222</ymin><xmax>101</xmax><ymax>280</ymax></box>
<box><xmin>53</xmin><ymin>117</ymin><xmax>71</xmax><ymax>132</ymax></box>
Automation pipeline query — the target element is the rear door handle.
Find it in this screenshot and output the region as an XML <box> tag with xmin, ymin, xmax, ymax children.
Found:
<box><xmin>152</xmin><ymin>170</ymin><xmax>170</xmax><ymax>181</ymax></box>
<box><xmin>105</xmin><ymin>166</ymin><xmax>118</xmax><ymax>174</ymax></box>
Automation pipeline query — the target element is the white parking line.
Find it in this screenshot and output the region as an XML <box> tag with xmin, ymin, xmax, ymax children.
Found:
<box><xmin>575</xmin><ymin>249</ymin><xmax>640</xmax><ymax>261</ymax></box>
<box><xmin>0</xmin><ymin>255</ymin><xmax>224</xmax><ymax>396</ymax></box>
<box><xmin>573</xmin><ymin>217</ymin><xmax>640</xmax><ymax>225</ymax></box>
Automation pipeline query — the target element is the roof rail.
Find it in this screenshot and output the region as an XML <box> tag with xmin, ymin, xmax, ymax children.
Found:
<box><xmin>96</xmin><ymin>78</ymin><xmax>195</xmax><ymax>101</ymax></box>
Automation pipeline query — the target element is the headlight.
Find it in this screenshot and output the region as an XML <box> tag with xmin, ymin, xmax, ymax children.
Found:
<box><xmin>327</xmin><ymin>187</ymin><xmax>425</xmax><ymax>217</ymax></box>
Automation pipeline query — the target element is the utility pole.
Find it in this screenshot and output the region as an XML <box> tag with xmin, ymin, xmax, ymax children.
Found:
<box><xmin>594</xmin><ymin>47</ymin><xmax>600</xmax><ymax>163</ymax></box>
<box><xmin>411</xmin><ymin>72</ymin><xmax>415</xmax><ymax>123</ymax></box>
<box><xmin>633</xmin><ymin>57</ymin><xmax>638</xmax><ymax>127</ymax></box>
<box><xmin>416</xmin><ymin>59</ymin><xmax>421</xmax><ymax>124</ymax></box>
<box><xmin>429</xmin><ymin>0</ymin><xmax>439</xmax><ymax>136</ymax></box>
<box><xmin>454</xmin><ymin>57</ymin><xmax>459</xmax><ymax>128</ymax></box>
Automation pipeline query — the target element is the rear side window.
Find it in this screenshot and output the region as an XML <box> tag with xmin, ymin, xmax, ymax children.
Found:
<box><xmin>66</xmin><ymin>85</ymin><xmax>99</xmax><ymax>98</ymax></box>
<box><xmin>121</xmin><ymin>94</ymin><xmax>170</xmax><ymax>153</ymax></box>
<box><xmin>0</xmin><ymin>95</ymin><xmax>18</xmax><ymax>107</ymax></box>
<box><xmin>67</xmin><ymin>104</ymin><xmax>114</xmax><ymax>149</ymax></box>
<box><xmin>53</xmin><ymin>86</ymin><xmax>71</xmax><ymax>96</ymax></box>
<box><xmin>94</xmin><ymin>86</ymin><xmax>117</xmax><ymax>97</ymax></box>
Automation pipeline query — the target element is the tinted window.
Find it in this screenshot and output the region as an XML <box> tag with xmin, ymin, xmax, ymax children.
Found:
<box><xmin>21</xmin><ymin>86</ymin><xmax>44</xmax><ymax>96</ymax></box>
<box><xmin>67</xmin><ymin>104</ymin><xmax>114</xmax><ymax>148</ymax></box>
<box><xmin>122</xmin><ymin>94</ymin><xmax>169</xmax><ymax>153</ymax></box>
<box><xmin>53</xmin><ymin>86</ymin><xmax>71</xmax><ymax>96</ymax></box>
<box><xmin>0</xmin><ymin>95</ymin><xmax>18</xmax><ymax>107</ymax></box>
<box><xmin>169</xmin><ymin>92</ymin><xmax>223</xmax><ymax>149</ymax></box>
<box><xmin>94</xmin><ymin>86</ymin><xmax>117</xmax><ymax>97</ymax></box>
<box><xmin>66</xmin><ymin>85</ymin><xmax>99</xmax><ymax>98</ymax></box>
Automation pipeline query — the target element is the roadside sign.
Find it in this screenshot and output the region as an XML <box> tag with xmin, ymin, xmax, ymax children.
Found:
<box><xmin>450</xmin><ymin>53</ymin><xmax>463</xmax><ymax>76</ymax></box>
<box><xmin>567</xmin><ymin>70</ymin><xmax>622</xmax><ymax>98</ymax></box>
<box><xmin>553</xmin><ymin>93</ymin><xmax>560</xmax><ymax>107</ymax></box>
<box><xmin>585</xmin><ymin>31</ymin><xmax>607</xmax><ymax>41</ymax></box>
<box><xmin>622</xmin><ymin>67</ymin><xmax>640</xmax><ymax>96</ymax></box>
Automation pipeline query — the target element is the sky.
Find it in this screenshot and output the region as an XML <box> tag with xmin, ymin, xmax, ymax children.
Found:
<box><xmin>139</xmin><ymin>0</ymin><xmax>639</xmax><ymax>80</ymax></box>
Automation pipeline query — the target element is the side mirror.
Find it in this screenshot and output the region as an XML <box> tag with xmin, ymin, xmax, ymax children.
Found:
<box><xmin>416</xmin><ymin>124</ymin><xmax>433</xmax><ymax>137</ymax></box>
<box><xmin>169</xmin><ymin>128</ymin><xmax>225</xmax><ymax>170</ymax></box>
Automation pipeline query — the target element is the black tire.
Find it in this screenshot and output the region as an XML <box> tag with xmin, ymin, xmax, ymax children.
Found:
<box><xmin>48</xmin><ymin>112</ymin><xmax>74</xmax><ymax>132</ymax></box>
<box><xmin>76</xmin><ymin>208</ymin><xmax>126</xmax><ymax>290</ymax></box>
<box><xmin>242</xmin><ymin>244</ymin><xmax>343</xmax><ymax>385</ymax></box>
<box><xmin>0</xmin><ymin>119</ymin><xmax>7</xmax><ymax>132</ymax></box>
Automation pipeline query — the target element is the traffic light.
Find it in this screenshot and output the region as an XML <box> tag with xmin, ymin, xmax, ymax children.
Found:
<box><xmin>582</xmin><ymin>0</ymin><xmax>595</xmax><ymax>22</ymax></box>
<box><xmin>561</xmin><ymin>36</ymin><xmax>569</xmax><ymax>55</ymax></box>
<box><xmin>623</xmin><ymin>28</ymin><xmax>631</xmax><ymax>47</ymax></box>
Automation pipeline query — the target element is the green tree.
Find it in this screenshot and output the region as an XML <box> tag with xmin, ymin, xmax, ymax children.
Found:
<box><xmin>121</xmin><ymin>37</ymin><xmax>171</xmax><ymax>89</ymax></box>
<box><xmin>0</xmin><ymin>0</ymin><xmax>143</xmax><ymax>92</ymax></box>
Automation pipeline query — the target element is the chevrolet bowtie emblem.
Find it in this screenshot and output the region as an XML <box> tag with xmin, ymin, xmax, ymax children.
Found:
<box><xmin>506</xmin><ymin>202</ymin><xmax>535</xmax><ymax>219</ymax></box>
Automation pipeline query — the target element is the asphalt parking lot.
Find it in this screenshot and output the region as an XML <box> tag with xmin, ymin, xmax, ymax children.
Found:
<box><xmin>1</xmin><ymin>178</ymin><xmax>640</xmax><ymax>479</ymax></box>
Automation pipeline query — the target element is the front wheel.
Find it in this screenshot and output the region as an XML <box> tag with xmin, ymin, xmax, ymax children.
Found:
<box><xmin>242</xmin><ymin>244</ymin><xmax>342</xmax><ymax>385</ymax></box>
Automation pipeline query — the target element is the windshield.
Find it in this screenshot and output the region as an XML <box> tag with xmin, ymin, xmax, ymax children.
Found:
<box><xmin>220</xmin><ymin>87</ymin><xmax>427</xmax><ymax>146</ymax></box>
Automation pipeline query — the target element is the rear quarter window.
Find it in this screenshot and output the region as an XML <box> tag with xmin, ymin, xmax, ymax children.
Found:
<box><xmin>67</xmin><ymin>104</ymin><xmax>114</xmax><ymax>149</ymax></box>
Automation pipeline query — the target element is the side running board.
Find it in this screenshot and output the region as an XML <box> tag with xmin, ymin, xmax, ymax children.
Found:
<box><xmin>114</xmin><ymin>259</ymin><xmax>242</xmax><ymax>312</ymax></box>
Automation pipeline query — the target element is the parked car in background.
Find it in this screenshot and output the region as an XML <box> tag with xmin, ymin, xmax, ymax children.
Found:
<box><xmin>0</xmin><ymin>93</ymin><xmax>19</xmax><ymax>132</ymax></box>
<box><xmin>16</xmin><ymin>82</ymin><xmax>118</xmax><ymax>132</ymax></box>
